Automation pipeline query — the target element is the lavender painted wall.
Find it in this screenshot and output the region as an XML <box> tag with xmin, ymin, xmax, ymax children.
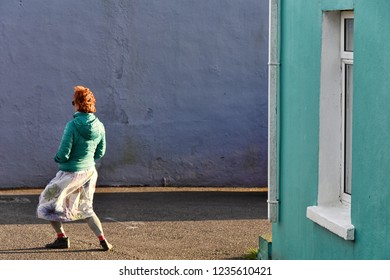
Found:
<box><xmin>0</xmin><ymin>0</ymin><xmax>268</xmax><ymax>188</ymax></box>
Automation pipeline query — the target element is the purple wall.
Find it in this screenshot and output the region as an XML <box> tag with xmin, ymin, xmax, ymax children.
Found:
<box><xmin>0</xmin><ymin>0</ymin><xmax>268</xmax><ymax>188</ymax></box>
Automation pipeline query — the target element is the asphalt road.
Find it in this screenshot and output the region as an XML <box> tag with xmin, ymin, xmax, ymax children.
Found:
<box><xmin>0</xmin><ymin>186</ymin><xmax>271</xmax><ymax>260</ymax></box>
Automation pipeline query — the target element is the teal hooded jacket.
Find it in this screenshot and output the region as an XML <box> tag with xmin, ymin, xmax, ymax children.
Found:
<box><xmin>54</xmin><ymin>112</ymin><xmax>106</xmax><ymax>172</ymax></box>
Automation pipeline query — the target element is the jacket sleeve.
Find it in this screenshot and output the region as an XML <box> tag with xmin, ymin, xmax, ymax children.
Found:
<box><xmin>54</xmin><ymin>122</ymin><xmax>74</xmax><ymax>163</ymax></box>
<box><xmin>94</xmin><ymin>126</ymin><xmax>106</xmax><ymax>160</ymax></box>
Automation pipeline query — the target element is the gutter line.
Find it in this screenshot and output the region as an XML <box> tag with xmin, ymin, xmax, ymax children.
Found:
<box><xmin>267</xmin><ymin>0</ymin><xmax>280</xmax><ymax>223</ymax></box>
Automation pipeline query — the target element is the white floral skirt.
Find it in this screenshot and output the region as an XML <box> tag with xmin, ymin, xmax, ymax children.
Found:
<box><xmin>37</xmin><ymin>167</ymin><xmax>98</xmax><ymax>222</ymax></box>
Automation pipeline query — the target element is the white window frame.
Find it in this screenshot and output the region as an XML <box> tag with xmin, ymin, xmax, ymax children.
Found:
<box><xmin>341</xmin><ymin>60</ymin><xmax>353</xmax><ymax>205</ymax></box>
<box><xmin>340</xmin><ymin>11</ymin><xmax>354</xmax><ymax>205</ymax></box>
<box><xmin>341</xmin><ymin>11</ymin><xmax>354</xmax><ymax>59</ymax></box>
<box><xmin>306</xmin><ymin>10</ymin><xmax>355</xmax><ymax>241</ymax></box>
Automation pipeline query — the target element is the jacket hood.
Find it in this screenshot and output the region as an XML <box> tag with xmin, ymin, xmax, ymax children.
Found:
<box><xmin>72</xmin><ymin>112</ymin><xmax>101</xmax><ymax>140</ymax></box>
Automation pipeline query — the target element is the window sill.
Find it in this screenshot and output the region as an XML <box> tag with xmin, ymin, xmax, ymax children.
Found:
<box><xmin>306</xmin><ymin>204</ymin><xmax>354</xmax><ymax>240</ymax></box>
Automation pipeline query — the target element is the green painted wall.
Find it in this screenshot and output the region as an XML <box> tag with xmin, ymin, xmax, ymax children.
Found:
<box><xmin>351</xmin><ymin>0</ymin><xmax>390</xmax><ymax>259</ymax></box>
<box><xmin>273</xmin><ymin>0</ymin><xmax>390</xmax><ymax>259</ymax></box>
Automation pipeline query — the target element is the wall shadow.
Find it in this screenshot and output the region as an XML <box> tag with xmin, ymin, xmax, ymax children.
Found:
<box><xmin>0</xmin><ymin>191</ymin><xmax>268</xmax><ymax>225</ymax></box>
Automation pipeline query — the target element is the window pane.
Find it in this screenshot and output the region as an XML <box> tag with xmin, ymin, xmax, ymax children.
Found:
<box><xmin>344</xmin><ymin>64</ymin><xmax>353</xmax><ymax>195</ymax></box>
<box><xmin>344</xmin><ymin>19</ymin><xmax>354</xmax><ymax>52</ymax></box>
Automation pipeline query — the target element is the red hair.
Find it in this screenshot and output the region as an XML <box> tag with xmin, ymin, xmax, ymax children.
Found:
<box><xmin>73</xmin><ymin>85</ymin><xmax>96</xmax><ymax>113</ymax></box>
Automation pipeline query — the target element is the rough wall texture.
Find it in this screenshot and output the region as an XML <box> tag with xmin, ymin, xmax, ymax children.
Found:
<box><xmin>0</xmin><ymin>0</ymin><xmax>268</xmax><ymax>188</ymax></box>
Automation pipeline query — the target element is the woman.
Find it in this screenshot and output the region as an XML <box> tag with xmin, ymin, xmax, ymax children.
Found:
<box><xmin>37</xmin><ymin>85</ymin><xmax>112</xmax><ymax>251</ymax></box>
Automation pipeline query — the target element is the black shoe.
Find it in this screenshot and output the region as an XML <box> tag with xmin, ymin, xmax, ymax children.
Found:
<box><xmin>45</xmin><ymin>237</ymin><xmax>70</xmax><ymax>249</ymax></box>
<box><xmin>100</xmin><ymin>240</ymin><xmax>113</xmax><ymax>251</ymax></box>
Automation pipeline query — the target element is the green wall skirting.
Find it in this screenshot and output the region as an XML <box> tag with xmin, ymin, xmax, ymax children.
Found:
<box><xmin>257</xmin><ymin>234</ymin><xmax>272</xmax><ymax>260</ymax></box>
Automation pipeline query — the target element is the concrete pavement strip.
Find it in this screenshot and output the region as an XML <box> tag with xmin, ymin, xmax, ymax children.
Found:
<box><xmin>0</xmin><ymin>186</ymin><xmax>271</xmax><ymax>260</ymax></box>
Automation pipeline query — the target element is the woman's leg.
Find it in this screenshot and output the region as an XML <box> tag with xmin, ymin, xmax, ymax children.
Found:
<box><xmin>86</xmin><ymin>214</ymin><xmax>113</xmax><ymax>251</ymax></box>
<box><xmin>50</xmin><ymin>221</ymin><xmax>66</xmax><ymax>237</ymax></box>
<box><xmin>86</xmin><ymin>214</ymin><xmax>104</xmax><ymax>237</ymax></box>
<box><xmin>45</xmin><ymin>221</ymin><xmax>69</xmax><ymax>249</ymax></box>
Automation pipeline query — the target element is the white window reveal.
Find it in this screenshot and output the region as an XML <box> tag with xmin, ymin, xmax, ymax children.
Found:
<box><xmin>306</xmin><ymin>10</ymin><xmax>355</xmax><ymax>241</ymax></box>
